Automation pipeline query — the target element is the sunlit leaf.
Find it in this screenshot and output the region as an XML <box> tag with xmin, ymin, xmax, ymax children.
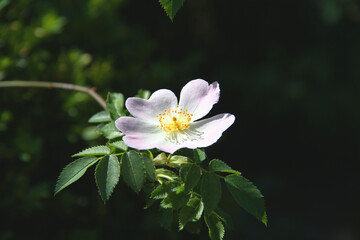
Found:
<box><xmin>55</xmin><ymin>156</ymin><xmax>98</xmax><ymax>195</ymax></box>
<box><xmin>106</xmin><ymin>92</ymin><xmax>126</xmax><ymax>120</ymax></box>
<box><xmin>167</xmin><ymin>155</ymin><xmax>191</xmax><ymax>168</ymax></box>
<box><xmin>160</xmin><ymin>185</ymin><xmax>190</xmax><ymax>210</ymax></box>
<box><xmin>135</xmin><ymin>89</ymin><xmax>151</xmax><ymax>99</ymax></box>
<box><xmin>209</xmin><ymin>159</ymin><xmax>241</xmax><ymax>175</ymax></box>
<box><xmin>193</xmin><ymin>148</ymin><xmax>206</xmax><ymax>163</ymax></box>
<box><xmin>205</xmin><ymin>212</ymin><xmax>225</xmax><ymax>240</ymax></box>
<box><xmin>95</xmin><ymin>155</ymin><xmax>120</xmax><ymax>202</ymax></box>
<box><xmin>151</xmin><ymin>181</ymin><xmax>181</xmax><ymax>199</ymax></box>
<box><xmin>156</xmin><ymin>168</ymin><xmax>179</xmax><ymax>182</ymax></box>
<box><xmin>179</xmin><ymin>197</ymin><xmax>203</xmax><ymax>230</ymax></box>
<box><xmin>108</xmin><ymin>140</ymin><xmax>128</xmax><ymax>152</ymax></box>
<box><xmin>88</xmin><ymin>110</ymin><xmax>111</xmax><ymax>123</ymax></box>
<box><xmin>121</xmin><ymin>151</ymin><xmax>145</xmax><ymax>193</ymax></box>
<box><xmin>153</xmin><ymin>152</ymin><xmax>167</xmax><ymax>165</ymax></box>
<box><xmin>98</xmin><ymin>122</ymin><xmax>124</xmax><ymax>139</ymax></box>
<box><xmin>72</xmin><ymin>145</ymin><xmax>110</xmax><ymax>157</ymax></box>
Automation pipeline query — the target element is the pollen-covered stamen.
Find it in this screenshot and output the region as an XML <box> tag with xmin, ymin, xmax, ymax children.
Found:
<box><xmin>156</xmin><ymin>105</ymin><xmax>193</xmax><ymax>132</ymax></box>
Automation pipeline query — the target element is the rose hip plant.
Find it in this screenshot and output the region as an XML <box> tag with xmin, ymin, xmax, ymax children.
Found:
<box><xmin>0</xmin><ymin>2</ymin><xmax>267</xmax><ymax>239</ymax></box>
<box><xmin>52</xmin><ymin>79</ymin><xmax>267</xmax><ymax>240</ymax></box>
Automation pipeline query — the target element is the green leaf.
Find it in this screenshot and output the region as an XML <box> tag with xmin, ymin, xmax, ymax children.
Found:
<box><xmin>161</xmin><ymin>185</ymin><xmax>190</xmax><ymax>210</ymax></box>
<box><xmin>95</xmin><ymin>155</ymin><xmax>120</xmax><ymax>202</ymax></box>
<box><xmin>205</xmin><ymin>212</ymin><xmax>225</xmax><ymax>240</ymax></box>
<box><xmin>121</xmin><ymin>151</ymin><xmax>145</xmax><ymax>193</ymax></box>
<box><xmin>54</xmin><ymin>156</ymin><xmax>98</xmax><ymax>195</ymax></box>
<box><xmin>159</xmin><ymin>208</ymin><xmax>173</xmax><ymax>230</ymax></box>
<box><xmin>141</xmin><ymin>152</ymin><xmax>156</xmax><ymax>182</ymax></box>
<box><xmin>225</xmin><ymin>174</ymin><xmax>267</xmax><ymax>226</ymax></box>
<box><xmin>167</xmin><ymin>155</ymin><xmax>191</xmax><ymax>168</ymax></box>
<box><xmin>209</xmin><ymin>159</ymin><xmax>241</xmax><ymax>175</ymax></box>
<box><xmin>108</xmin><ymin>140</ymin><xmax>128</xmax><ymax>152</ymax></box>
<box><xmin>159</xmin><ymin>0</ymin><xmax>185</xmax><ymax>21</ymax></box>
<box><xmin>88</xmin><ymin>110</ymin><xmax>111</xmax><ymax>123</ymax></box>
<box><xmin>0</xmin><ymin>0</ymin><xmax>10</xmax><ymax>11</ymax></box>
<box><xmin>156</xmin><ymin>168</ymin><xmax>179</xmax><ymax>182</ymax></box>
<box><xmin>201</xmin><ymin>173</ymin><xmax>222</xmax><ymax>212</ymax></box>
<box><xmin>184</xmin><ymin>164</ymin><xmax>201</xmax><ymax>192</ymax></box>
<box><xmin>72</xmin><ymin>145</ymin><xmax>110</xmax><ymax>157</ymax></box>
<box><xmin>135</xmin><ymin>89</ymin><xmax>151</xmax><ymax>99</ymax></box>
<box><xmin>179</xmin><ymin>197</ymin><xmax>204</xmax><ymax>230</ymax></box>
<box><xmin>153</xmin><ymin>152</ymin><xmax>167</xmax><ymax>165</ymax></box>
<box><xmin>175</xmin><ymin>148</ymin><xmax>206</xmax><ymax>163</ymax></box>
<box><xmin>214</xmin><ymin>209</ymin><xmax>233</xmax><ymax>230</ymax></box>
<box><xmin>98</xmin><ymin>122</ymin><xmax>124</xmax><ymax>139</ymax></box>
<box><xmin>106</xmin><ymin>92</ymin><xmax>126</xmax><ymax>120</ymax></box>
<box><xmin>194</xmin><ymin>148</ymin><xmax>206</xmax><ymax>163</ymax></box>
<box><xmin>179</xmin><ymin>166</ymin><xmax>189</xmax><ymax>181</ymax></box>
<box><xmin>151</xmin><ymin>181</ymin><xmax>181</xmax><ymax>199</ymax></box>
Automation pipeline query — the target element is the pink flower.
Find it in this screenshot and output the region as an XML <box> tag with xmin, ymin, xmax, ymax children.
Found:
<box><xmin>115</xmin><ymin>79</ymin><xmax>235</xmax><ymax>153</ymax></box>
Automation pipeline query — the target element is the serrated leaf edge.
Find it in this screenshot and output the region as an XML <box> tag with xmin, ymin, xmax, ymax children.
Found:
<box><xmin>209</xmin><ymin>159</ymin><xmax>241</xmax><ymax>175</ymax></box>
<box><xmin>54</xmin><ymin>156</ymin><xmax>99</xmax><ymax>195</ymax></box>
<box><xmin>122</xmin><ymin>151</ymin><xmax>146</xmax><ymax>193</ymax></box>
<box><xmin>72</xmin><ymin>145</ymin><xmax>110</xmax><ymax>157</ymax></box>
<box><xmin>95</xmin><ymin>155</ymin><xmax>120</xmax><ymax>202</ymax></box>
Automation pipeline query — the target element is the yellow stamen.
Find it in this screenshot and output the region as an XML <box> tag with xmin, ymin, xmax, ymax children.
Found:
<box><xmin>156</xmin><ymin>107</ymin><xmax>192</xmax><ymax>132</ymax></box>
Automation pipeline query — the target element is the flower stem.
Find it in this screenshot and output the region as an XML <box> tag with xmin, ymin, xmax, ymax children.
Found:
<box><xmin>114</xmin><ymin>152</ymin><xmax>125</xmax><ymax>156</ymax></box>
<box><xmin>0</xmin><ymin>80</ymin><xmax>107</xmax><ymax>110</ymax></box>
<box><xmin>190</xmin><ymin>162</ymin><xmax>226</xmax><ymax>179</ymax></box>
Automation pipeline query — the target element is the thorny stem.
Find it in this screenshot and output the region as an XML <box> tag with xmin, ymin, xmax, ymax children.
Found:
<box><xmin>0</xmin><ymin>80</ymin><xmax>107</xmax><ymax>110</ymax></box>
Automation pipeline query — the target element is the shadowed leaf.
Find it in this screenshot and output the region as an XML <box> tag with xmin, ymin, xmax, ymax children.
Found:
<box><xmin>225</xmin><ymin>174</ymin><xmax>267</xmax><ymax>226</ymax></box>
<box><xmin>158</xmin><ymin>0</ymin><xmax>185</xmax><ymax>21</ymax></box>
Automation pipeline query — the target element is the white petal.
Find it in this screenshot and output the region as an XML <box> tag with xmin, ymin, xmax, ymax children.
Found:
<box><xmin>154</xmin><ymin>139</ymin><xmax>197</xmax><ymax>154</ymax></box>
<box><xmin>115</xmin><ymin>116</ymin><xmax>192</xmax><ymax>153</ymax></box>
<box><xmin>188</xmin><ymin>113</ymin><xmax>235</xmax><ymax>148</ymax></box>
<box><xmin>179</xmin><ymin>79</ymin><xmax>220</xmax><ymax>121</ymax></box>
<box><xmin>152</xmin><ymin>113</ymin><xmax>235</xmax><ymax>153</ymax></box>
<box><xmin>125</xmin><ymin>89</ymin><xmax>178</xmax><ymax>123</ymax></box>
<box><xmin>115</xmin><ymin>116</ymin><xmax>160</xmax><ymax>135</ymax></box>
<box><xmin>115</xmin><ymin>116</ymin><xmax>164</xmax><ymax>150</ymax></box>
<box><xmin>154</xmin><ymin>132</ymin><xmax>198</xmax><ymax>153</ymax></box>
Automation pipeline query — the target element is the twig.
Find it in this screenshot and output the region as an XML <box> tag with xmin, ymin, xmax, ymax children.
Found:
<box><xmin>0</xmin><ymin>80</ymin><xmax>107</xmax><ymax>110</ymax></box>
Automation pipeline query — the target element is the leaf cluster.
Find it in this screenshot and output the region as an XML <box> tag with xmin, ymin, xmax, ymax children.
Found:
<box><xmin>55</xmin><ymin>91</ymin><xmax>267</xmax><ymax>240</ymax></box>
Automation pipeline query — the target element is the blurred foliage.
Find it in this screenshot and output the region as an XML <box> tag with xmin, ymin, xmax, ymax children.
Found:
<box><xmin>1</xmin><ymin>0</ymin><xmax>360</xmax><ymax>239</ymax></box>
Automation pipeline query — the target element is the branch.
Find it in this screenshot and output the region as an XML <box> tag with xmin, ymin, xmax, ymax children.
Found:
<box><xmin>0</xmin><ymin>80</ymin><xmax>107</xmax><ymax>110</ymax></box>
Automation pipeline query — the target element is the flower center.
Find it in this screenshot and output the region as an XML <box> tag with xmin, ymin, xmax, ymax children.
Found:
<box><xmin>156</xmin><ymin>106</ymin><xmax>193</xmax><ymax>132</ymax></box>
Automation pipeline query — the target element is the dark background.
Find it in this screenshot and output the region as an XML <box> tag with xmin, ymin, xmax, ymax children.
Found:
<box><xmin>0</xmin><ymin>0</ymin><xmax>359</xmax><ymax>239</ymax></box>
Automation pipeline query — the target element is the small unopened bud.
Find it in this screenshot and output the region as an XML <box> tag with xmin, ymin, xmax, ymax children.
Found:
<box><xmin>153</xmin><ymin>152</ymin><xmax>167</xmax><ymax>166</ymax></box>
